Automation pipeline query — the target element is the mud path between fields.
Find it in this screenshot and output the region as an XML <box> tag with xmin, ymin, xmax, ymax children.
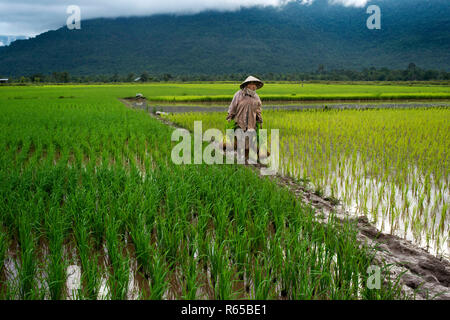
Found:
<box><xmin>120</xmin><ymin>98</ymin><xmax>450</xmax><ymax>300</ymax></box>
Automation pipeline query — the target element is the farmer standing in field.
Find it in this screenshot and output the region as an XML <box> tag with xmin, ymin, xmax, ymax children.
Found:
<box><xmin>224</xmin><ymin>76</ymin><xmax>267</xmax><ymax>162</ymax></box>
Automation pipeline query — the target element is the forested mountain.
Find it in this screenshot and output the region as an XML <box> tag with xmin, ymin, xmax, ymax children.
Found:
<box><xmin>0</xmin><ymin>0</ymin><xmax>448</xmax><ymax>76</ymax></box>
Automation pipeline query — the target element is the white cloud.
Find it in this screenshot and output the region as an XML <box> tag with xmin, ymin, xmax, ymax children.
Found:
<box><xmin>0</xmin><ymin>0</ymin><xmax>371</xmax><ymax>37</ymax></box>
<box><xmin>329</xmin><ymin>0</ymin><xmax>369</xmax><ymax>7</ymax></box>
<box><xmin>0</xmin><ymin>41</ymin><xmax>4</xmax><ymax>46</ymax></box>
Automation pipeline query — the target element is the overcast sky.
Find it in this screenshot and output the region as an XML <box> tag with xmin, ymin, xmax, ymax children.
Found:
<box><xmin>0</xmin><ymin>0</ymin><xmax>370</xmax><ymax>37</ymax></box>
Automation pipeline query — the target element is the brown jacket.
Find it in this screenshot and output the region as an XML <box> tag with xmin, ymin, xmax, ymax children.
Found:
<box><xmin>226</xmin><ymin>89</ymin><xmax>263</xmax><ymax>130</ymax></box>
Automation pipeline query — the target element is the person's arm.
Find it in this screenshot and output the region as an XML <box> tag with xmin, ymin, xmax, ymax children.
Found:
<box><xmin>226</xmin><ymin>91</ymin><xmax>240</xmax><ymax>121</ymax></box>
<box><xmin>256</xmin><ymin>95</ymin><xmax>263</xmax><ymax>127</ymax></box>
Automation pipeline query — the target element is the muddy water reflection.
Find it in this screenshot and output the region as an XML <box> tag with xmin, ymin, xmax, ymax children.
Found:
<box><xmin>280</xmin><ymin>152</ymin><xmax>449</xmax><ymax>259</ymax></box>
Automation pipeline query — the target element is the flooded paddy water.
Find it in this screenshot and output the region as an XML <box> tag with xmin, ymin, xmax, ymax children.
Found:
<box><xmin>1</xmin><ymin>230</ymin><xmax>288</xmax><ymax>300</ymax></box>
<box><xmin>280</xmin><ymin>154</ymin><xmax>450</xmax><ymax>259</ymax></box>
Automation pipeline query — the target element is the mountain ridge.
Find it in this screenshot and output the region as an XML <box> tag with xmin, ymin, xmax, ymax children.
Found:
<box><xmin>0</xmin><ymin>0</ymin><xmax>448</xmax><ymax>76</ymax></box>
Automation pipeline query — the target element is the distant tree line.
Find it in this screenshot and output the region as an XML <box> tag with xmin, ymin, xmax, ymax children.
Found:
<box><xmin>3</xmin><ymin>63</ymin><xmax>450</xmax><ymax>84</ymax></box>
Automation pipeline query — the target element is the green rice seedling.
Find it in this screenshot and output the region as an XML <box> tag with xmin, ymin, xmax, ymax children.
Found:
<box><xmin>180</xmin><ymin>254</ymin><xmax>201</xmax><ymax>300</ymax></box>
<box><xmin>0</xmin><ymin>228</ymin><xmax>9</xmax><ymax>299</ymax></box>
<box><xmin>215</xmin><ymin>261</ymin><xmax>235</xmax><ymax>300</ymax></box>
<box><xmin>207</xmin><ymin>239</ymin><xmax>235</xmax><ymax>300</ymax></box>
<box><xmin>17</xmin><ymin>211</ymin><xmax>37</xmax><ymax>300</ymax></box>
<box><xmin>148</xmin><ymin>249</ymin><xmax>170</xmax><ymax>300</ymax></box>
<box><xmin>0</xmin><ymin>229</ymin><xmax>7</xmax><ymax>275</ymax></box>
<box><xmin>439</xmin><ymin>203</ymin><xmax>448</xmax><ymax>234</ymax></box>
<box><xmin>213</xmin><ymin>199</ymin><xmax>230</xmax><ymax>243</ymax></box>
<box><xmin>105</xmin><ymin>216</ymin><xmax>130</xmax><ymax>300</ymax></box>
<box><xmin>73</xmin><ymin>212</ymin><xmax>101</xmax><ymax>300</ymax></box>
<box><xmin>207</xmin><ymin>235</ymin><xmax>222</xmax><ymax>291</ymax></box>
<box><xmin>194</xmin><ymin>204</ymin><xmax>213</xmax><ymax>263</ymax></box>
<box><xmin>44</xmin><ymin>207</ymin><xmax>68</xmax><ymax>300</ymax></box>
<box><xmin>87</xmin><ymin>202</ymin><xmax>105</xmax><ymax>251</ymax></box>
<box><xmin>79</xmin><ymin>246</ymin><xmax>101</xmax><ymax>300</ymax></box>
<box><xmin>39</xmin><ymin>170</ymin><xmax>71</xmax><ymax>300</ymax></box>
<box><xmin>251</xmin><ymin>255</ymin><xmax>273</xmax><ymax>300</ymax></box>
<box><xmin>230</xmin><ymin>228</ymin><xmax>250</xmax><ymax>280</ymax></box>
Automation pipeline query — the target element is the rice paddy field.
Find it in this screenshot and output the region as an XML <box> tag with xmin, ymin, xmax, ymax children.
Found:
<box><xmin>2</xmin><ymin>82</ymin><xmax>450</xmax><ymax>102</ymax></box>
<box><xmin>0</xmin><ymin>83</ymin><xmax>448</xmax><ymax>300</ymax></box>
<box><xmin>168</xmin><ymin>107</ymin><xmax>450</xmax><ymax>259</ymax></box>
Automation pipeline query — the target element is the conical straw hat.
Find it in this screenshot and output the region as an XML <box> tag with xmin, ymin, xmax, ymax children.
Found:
<box><xmin>240</xmin><ymin>76</ymin><xmax>264</xmax><ymax>90</ymax></box>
